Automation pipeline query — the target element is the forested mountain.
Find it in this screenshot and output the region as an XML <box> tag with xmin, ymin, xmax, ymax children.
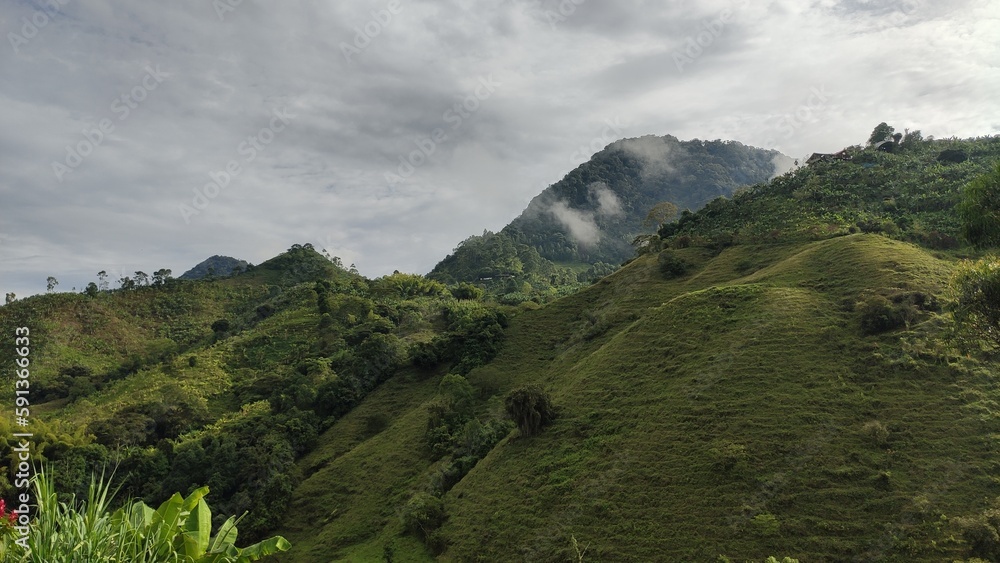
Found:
<box><xmin>429</xmin><ymin>135</ymin><xmax>788</xmax><ymax>289</ymax></box>
<box><xmin>504</xmin><ymin>135</ymin><xmax>788</xmax><ymax>263</ymax></box>
<box><xmin>2</xmin><ymin>128</ymin><xmax>1000</xmax><ymax>562</ymax></box>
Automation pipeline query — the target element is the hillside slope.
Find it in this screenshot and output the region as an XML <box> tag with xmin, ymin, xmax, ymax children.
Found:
<box><xmin>275</xmin><ymin>233</ymin><xmax>997</xmax><ymax>562</ymax></box>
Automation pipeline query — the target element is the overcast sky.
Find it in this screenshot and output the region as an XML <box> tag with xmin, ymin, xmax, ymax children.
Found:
<box><xmin>1</xmin><ymin>0</ymin><xmax>998</xmax><ymax>298</ymax></box>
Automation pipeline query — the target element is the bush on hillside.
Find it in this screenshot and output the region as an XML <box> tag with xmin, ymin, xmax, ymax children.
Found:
<box><xmin>658</xmin><ymin>250</ymin><xmax>690</xmax><ymax>278</ymax></box>
<box><xmin>504</xmin><ymin>385</ymin><xmax>557</xmax><ymax>437</ymax></box>
<box><xmin>400</xmin><ymin>492</ymin><xmax>446</xmax><ymax>541</ymax></box>
<box><xmin>953</xmin><ymin>257</ymin><xmax>1000</xmax><ymax>346</ymax></box>
<box><xmin>858</xmin><ymin>295</ymin><xmax>907</xmax><ymax>335</ymax></box>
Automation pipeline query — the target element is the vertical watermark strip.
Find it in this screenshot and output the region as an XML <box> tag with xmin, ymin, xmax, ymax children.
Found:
<box><xmin>11</xmin><ymin>326</ymin><xmax>33</xmax><ymax>551</ymax></box>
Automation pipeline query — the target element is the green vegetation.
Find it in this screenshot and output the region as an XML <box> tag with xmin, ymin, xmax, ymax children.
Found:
<box><xmin>0</xmin><ymin>467</ymin><xmax>289</xmax><ymax>562</ymax></box>
<box><xmin>3</xmin><ymin>128</ymin><xmax>1000</xmax><ymax>561</ymax></box>
<box><xmin>429</xmin><ymin>136</ymin><xmax>783</xmax><ymax>300</ymax></box>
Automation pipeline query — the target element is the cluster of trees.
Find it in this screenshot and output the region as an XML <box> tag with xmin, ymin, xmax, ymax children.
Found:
<box><xmin>655</xmin><ymin>127</ymin><xmax>1000</xmax><ymax>251</ymax></box>
<box><xmin>954</xmin><ymin>160</ymin><xmax>1000</xmax><ymax>350</ymax></box>
<box><xmin>404</xmin><ymin>380</ymin><xmax>555</xmax><ymax>551</ymax></box>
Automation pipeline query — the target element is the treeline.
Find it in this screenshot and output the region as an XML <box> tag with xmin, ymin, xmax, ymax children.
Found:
<box><xmin>652</xmin><ymin>127</ymin><xmax>1000</xmax><ymax>252</ymax></box>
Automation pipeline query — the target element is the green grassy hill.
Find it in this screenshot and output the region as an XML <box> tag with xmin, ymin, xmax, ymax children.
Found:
<box><xmin>273</xmin><ymin>233</ymin><xmax>997</xmax><ymax>561</ymax></box>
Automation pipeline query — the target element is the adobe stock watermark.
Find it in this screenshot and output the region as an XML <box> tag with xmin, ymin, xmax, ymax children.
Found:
<box><xmin>340</xmin><ymin>0</ymin><xmax>404</xmax><ymax>64</ymax></box>
<box><xmin>761</xmin><ymin>86</ymin><xmax>830</xmax><ymax>150</ymax></box>
<box><xmin>876</xmin><ymin>0</ymin><xmax>920</xmax><ymax>36</ymax></box>
<box><xmin>51</xmin><ymin>65</ymin><xmax>167</xmax><ymax>182</ymax></box>
<box><xmin>569</xmin><ymin>117</ymin><xmax>625</xmax><ymax>164</ymax></box>
<box><xmin>511</xmin><ymin>0</ymin><xmax>587</xmax><ymax>30</ymax></box>
<box><xmin>384</xmin><ymin>74</ymin><xmax>500</xmax><ymax>185</ymax></box>
<box><xmin>672</xmin><ymin>0</ymin><xmax>749</xmax><ymax>72</ymax></box>
<box><xmin>7</xmin><ymin>0</ymin><xmax>71</xmax><ymax>54</ymax></box>
<box><xmin>213</xmin><ymin>0</ymin><xmax>245</xmax><ymax>21</ymax></box>
<box><xmin>179</xmin><ymin>107</ymin><xmax>296</xmax><ymax>223</ymax></box>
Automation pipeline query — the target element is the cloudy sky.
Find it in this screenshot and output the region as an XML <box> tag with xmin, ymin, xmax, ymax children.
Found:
<box><xmin>1</xmin><ymin>0</ymin><xmax>998</xmax><ymax>298</ymax></box>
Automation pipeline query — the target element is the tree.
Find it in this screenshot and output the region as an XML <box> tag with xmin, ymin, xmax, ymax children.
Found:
<box><xmin>450</xmin><ymin>282</ymin><xmax>484</xmax><ymax>300</ymax></box>
<box><xmin>119</xmin><ymin>276</ymin><xmax>135</xmax><ymax>290</ymax></box>
<box><xmin>97</xmin><ymin>270</ymin><xmax>109</xmax><ymax>291</ymax></box>
<box><xmin>133</xmin><ymin>271</ymin><xmax>149</xmax><ymax>286</ymax></box>
<box><xmin>644</xmin><ymin>201</ymin><xmax>679</xmax><ymax>228</ymax></box>
<box><xmin>84</xmin><ymin>282</ymin><xmax>99</xmax><ymax>298</ymax></box>
<box><xmin>152</xmin><ymin>268</ymin><xmax>172</xmax><ymax>286</ymax></box>
<box><xmin>867</xmin><ymin>122</ymin><xmax>895</xmax><ymax>145</ymax></box>
<box><xmin>400</xmin><ymin>492</ymin><xmax>445</xmax><ymax>541</ymax></box>
<box><xmin>959</xmin><ymin>161</ymin><xmax>1000</xmax><ymax>248</ymax></box>
<box><xmin>900</xmin><ymin>128</ymin><xmax>923</xmax><ymax>151</ymax></box>
<box><xmin>45</xmin><ymin>276</ymin><xmax>58</xmax><ymax>292</ymax></box>
<box><xmin>953</xmin><ymin>257</ymin><xmax>1000</xmax><ymax>346</ymax></box>
<box><xmin>504</xmin><ymin>385</ymin><xmax>556</xmax><ymax>437</ymax></box>
<box><xmin>211</xmin><ymin>319</ymin><xmax>232</xmax><ymax>334</ymax></box>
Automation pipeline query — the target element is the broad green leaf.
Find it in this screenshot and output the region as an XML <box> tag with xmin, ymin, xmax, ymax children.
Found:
<box><xmin>207</xmin><ymin>516</ymin><xmax>239</xmax><ymax>553</ymax></box>
<box><xmin>182</xmin><ymin>498</ymin><xmax>212</xmax><ymax>557</ymax></box>
<box><xmin>235</xmin><ymin>536</ymin><xmax>291</xmax><ymax>560</ymax></box>
<box><xmin>183</xmin><ymin>486</ymin><xmax>210</xmax><ymax>512</ymax></box>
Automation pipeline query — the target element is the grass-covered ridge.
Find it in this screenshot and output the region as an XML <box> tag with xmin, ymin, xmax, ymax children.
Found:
<box><xmin>271</xmin><ymin>232</ymin><xmax>997</xmax><ymax>561</ymax></box>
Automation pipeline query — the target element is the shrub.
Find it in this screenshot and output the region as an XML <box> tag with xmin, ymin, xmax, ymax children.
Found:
<box><xmin>658</xmin><ymin>250</ymin><xmax>690</xmax><ymax>278</ymax></box>
<box><xmin>953</xmin><ymin>257</ymin><xmax>1000</xmax><ymax>346</ymax></box>
<box><xmin>862</xmin><ymin>420</ymin><xmax>890</xmax><ymax>447</ymax></box>
<box><xmin>211</xmin><ymin>318</ymin><xmax>231</xmax><ymax>333</ymax></box>
<box><xmin>750</xmin><ymin>513</ymin><xmax>780</xmax><ymax>537</ymax></box>
<box><xmin>857</xmin><ymin>295</ymin><xmax>907</xmax><ymax>335</ymax></box>
<box><xmin>504</xmin><ymin>386</ymin><xmax>557</xmax><ymax>437</ymax></box>
<box><xmin>400</xmin><ymin>492</ymin><xmax>446</xmax><ymax>541</ymax></box>
<box><xmin>955</xmin><ymin>502</ymin><xmax>1000</xmax><ymax>561</ymax></box>
<box><xmin>451</xmin><ymin>282</ymin><xmax>485</xmax><ymax>300</ymax></box>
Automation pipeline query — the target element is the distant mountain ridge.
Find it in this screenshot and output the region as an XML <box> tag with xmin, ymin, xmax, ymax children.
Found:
<box><xmin>502</xmin><ymin>135</ymin><xmax>790</xmax><ymax>263</ymax></box>
<box><xmin>178</xmin><ymin>255</ymin><xmax>249</xmax><ymax>280</ymax></box>
<box><xmin>430</xmin><ymin>134</ymin><xmax>789</xmax><ymax>284</ymax></box>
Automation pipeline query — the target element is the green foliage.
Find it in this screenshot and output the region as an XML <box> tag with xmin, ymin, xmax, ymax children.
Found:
<box><xmin>953</xmin><ymin>256</ymin><xmax>1000</xmax><ymax>345</ymax></box>
<box><xmin>500</xmin><ymin>136</ymin><xmax>781</xmax><ymax>265</ymax></box>
<box><xmin>373</xmin><ymin>273</ymin><xmax>448</xmax><ymax>299</ymax></box>
<box><xmin>658</xmin><ymin>135</ymin><xmax>1000</xmax><ymax>252</ymax></box>
<box><xmin>868</xmin><ymin>122</ymin><xmax>895</xmax><ymax>145</ymax></box>
<box><xmin>750</xmin><ymin>513</ymin><xmax>780</xmax><ymax>537</ymax></box>
<box><xmin>658</xmin><ymin>249</ymin><xmax>690</xmax><ymax>278</ymax></box>
<box><xmin>959</xmin><ymin>161</ymin><xmax>1000</xmax><ymax>248</ymax></box>
<box><xmin>862</xmin><ymin>420</ymin><xmax>890</xmax><ymax>448</ymax></box>
<box><xmin>857</xmin><ymin>294</ymin><xmax>907</xmax><ymax>335</ymax></box>
<box><xmin>450</xmin><ymin>282</ymin><xmax>485</xmax><ymax>300</ymax></box>
<box><xmin>211</xmin><ymin>318</ymin><xmax>232</xmax><ymax>333</ymax></box>
<box><xmin>400</xmin><ymin>492</ymin><xmax>445</xmax><ymax>541</ymax></box>
<box><xmin>644</xmin><ymin>201</ymin><xmax>679</xmax><ymax>227</ymax></box>
<box><xmin>955</xmin><ymin>500</ymin><xmax>1000</xmax><ymax>561</ymax></box>
<box><xmin>1</xmin><ymin>467</ymin><xmax>289</xmax><ymax>562</ymax></box>
<box><xmin>504</xmin><ymin>385</ymin><xmax>556</xmax><ymax>437</ymax></box>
